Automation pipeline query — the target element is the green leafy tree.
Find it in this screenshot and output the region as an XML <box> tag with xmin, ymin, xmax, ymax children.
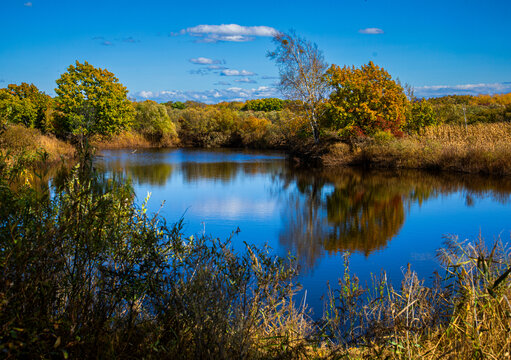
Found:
<box><xmin>171</xmin><ymin>101</ymin><xmax>186</xmax><ymax>109</ymax></box>
<box><xmin>324</xmin><ymin>61</ymin><xmax>408</xmax><ymax>136</ymax></box>
<box><xmin>54</xmin><ymin>61</ymin><xmax>135</xmax><ymax>139</ymax></box>
<box><xmin>0</xmin><ymin>83</ymin><xmax>52</xmax><ymax>130</ymax></box>
<box><xmin>0</xmin><ymin>89</ymin><xmax>37</xmax><ymax>128</ymax></box>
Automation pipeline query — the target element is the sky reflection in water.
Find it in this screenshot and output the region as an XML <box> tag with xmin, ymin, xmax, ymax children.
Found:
<box><xmin>96</xmin><ymin>148</ymin><xmax>511</xmax><ymax>315</ymax></box>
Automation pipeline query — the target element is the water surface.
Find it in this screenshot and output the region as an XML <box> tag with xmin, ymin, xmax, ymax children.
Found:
<box><xmin>96</xmin><ymin>148</ymin><xmax>511</xmax><ymax>314</ymax></box>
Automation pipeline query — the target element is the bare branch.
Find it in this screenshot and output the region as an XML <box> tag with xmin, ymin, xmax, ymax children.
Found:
<box><xmin>268</xmin><ymin>31</ymin><xmax>329</xmax><ymax>143</ymax></box>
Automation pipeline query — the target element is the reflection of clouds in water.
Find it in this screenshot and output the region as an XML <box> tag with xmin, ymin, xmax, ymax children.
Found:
<box><xmin>191</xmin><ymin>198</ymin><xmax>277</xmax><ymax>220</ymax></box>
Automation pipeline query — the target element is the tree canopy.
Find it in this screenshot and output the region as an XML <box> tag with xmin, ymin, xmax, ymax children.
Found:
<box><xmin>324</xmin><ymin>61</ymin><xmax>408</xmax><ymax>136</ymax></box>
<box><xmin>0</xmin><ymin>83</ymin><xmax>52</xmax><ymax>130</ymax></box>
<box><xmin>54</xmin><ymin>61</ymin><xmax>135</xmax><ymax>138</ymax></box>
<box><xmin>242</xmin><ymin>98</ymin><xmax>283</xmax><ymax>112</ymax></box>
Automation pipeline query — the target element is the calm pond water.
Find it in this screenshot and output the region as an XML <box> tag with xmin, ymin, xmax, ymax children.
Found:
<box><xmin>96</xmin><ymin>148</ymin><xmax>511</xmax><ymax>315</ymax></box>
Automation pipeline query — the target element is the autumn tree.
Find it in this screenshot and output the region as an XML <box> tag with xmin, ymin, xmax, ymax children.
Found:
<box><xmin>268</xmin><ymin>31</ymin><xmax>329</xmax><ymax>143</ymax></box>
<box><xmin>324</xmin><ymin>61</ymin><xmax>408</xmax><ymax>136</ymax></box>
<box><xmin>54</xmin><ymin>61</ymin><xmax>134</xmax><ymax>140</ymax></box>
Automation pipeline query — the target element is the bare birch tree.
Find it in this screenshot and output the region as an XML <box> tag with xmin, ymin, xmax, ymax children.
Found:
<box><xmin>268</xmin><ymin>31</ymin><xmax>329</xmax><ymax>143</ymax></box>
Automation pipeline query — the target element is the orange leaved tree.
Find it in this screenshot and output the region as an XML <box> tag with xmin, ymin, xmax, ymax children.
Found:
<box><xmin>324</xmin><ymin>61</ymin><xmax>408</xmax><ymax>136</ymax></box>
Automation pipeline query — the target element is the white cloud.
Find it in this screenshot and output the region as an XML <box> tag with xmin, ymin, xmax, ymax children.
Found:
<box><xmin>415</xmin><ymin>82</ymin><xmax>511</xmax><ymax>97</ymax></box>
<box><xmin>24</xmin><ymin>2</ymin><xmax>32</xmax><ymax>7</ymax></box>
<box><xmin>179</xmin><ymin>24</ymin><xmax>278</xmax><ymax>43</ymax></box>
<box><xmin>189</xmin><ymin>57</ymin><xmax>222</xmax><ymax>65</ymax></box>
<box><xmin>189</xmin><ymin>69</ymin><xmax>210</xmax><ymax>76</ymax></box>
<box><xmin>235</xmin><ymin>78</ymin><xmax>257</xmax><ymax>84</ymax></box>
<box><xmin>359</xmin><ymin>28</ymin><xmax>384</xmax><ymax>34</ymax></box>
<box><xmin>138</xmin><ymin>91</ymin><xmax>154</xmax><ymax>99</ymax></box>
<box><xmin>131</xmin><ymin>86</ymin><xmax>279</xmax><ymax>104</ymax></box>
<box><xmin>220</xmin><ymin>69</ymin><xmax>256</xmax><ymax>76</ymax></box>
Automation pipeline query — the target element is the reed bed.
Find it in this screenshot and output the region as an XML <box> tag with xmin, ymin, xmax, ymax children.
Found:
<box><xmin>321</xmin><ymin>235</ymin><xmax>511</xmax><ymax>359</ymax></box>
<box><xmin>324</xmin><ymin>123</ymin><xmax>511</xmax><ymax>175</ymax></box>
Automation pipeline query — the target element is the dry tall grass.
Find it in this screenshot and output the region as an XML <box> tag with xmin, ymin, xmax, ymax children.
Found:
<box><xmin>324</xmin><ymin>123</ymin><xmax>511</xmax><ymax>175</ymax></box>
<box><xmin>0</xmin><ymin>124</ymin><xmax>75</xmax><ymax>165</ymax></box>
<box><xmin>318</xmin><ymin>236</ymin><xmax>511</xmax><ymax>359</ymax></box>
<box><xmin>90</xmin><ymin>130</ymin><xmax>179</xmax><ymax>149</ymax></box>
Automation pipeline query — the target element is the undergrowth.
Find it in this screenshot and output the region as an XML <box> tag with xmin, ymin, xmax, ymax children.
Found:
<box><xmin>1</xmin><ymin>150</ymin><xmax>511</xmax><ymax>359</ymax></box>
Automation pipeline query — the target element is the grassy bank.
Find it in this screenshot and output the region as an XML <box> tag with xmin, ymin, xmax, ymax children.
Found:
<box><xmin>323</xmin><ymin>123</ymin><xmax>511</xmax><ymax>175</ymax></box>
<box><xmin>3</xmin><ymin>120</ymin><xmax>511</xmax><ymax>177</ymax></box>
<box><xmin>1</xmin><ymin>152</ymin><xmax>510</xmax><ymax>359</ymax></box>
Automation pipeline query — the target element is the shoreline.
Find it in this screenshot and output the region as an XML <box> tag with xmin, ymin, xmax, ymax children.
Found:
<box><xmin>4</xmin><ymin>122</ymin><xmax>511</xmax><ymax>177</ymax></box>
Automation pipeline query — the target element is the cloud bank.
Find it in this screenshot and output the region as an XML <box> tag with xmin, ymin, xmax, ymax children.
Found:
<box><xmin>179</xmin><ymin>24</ymin><xmax>278</xmax><ymax>42</ymax></box>
<box><xmin>359</xmin><ymin>28</ymin><xmax>384</xmax><ymax>34</ymax></box>
<box><xmin>415</xmin><ymin>82</ymin><xmax>511</xmax><ymax>97</ymax></box>
<box><xmin>132</xmin><ymin>86</ymin><xmax>278</xmax><ymax>103</ymax></box>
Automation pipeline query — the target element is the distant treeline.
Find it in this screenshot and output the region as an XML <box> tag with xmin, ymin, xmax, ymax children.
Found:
<box><xmin>1</xmin><ymin>80</ymin><xmax>510</xmax><ymax>151</ymax></box>
<box><xmin>0</xmin><ymin>60</ymin><xmax>510</xmax><ymax>154</ymax></box>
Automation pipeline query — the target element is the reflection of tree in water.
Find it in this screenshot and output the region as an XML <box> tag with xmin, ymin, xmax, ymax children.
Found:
<box><xmin>126</xmin><ymin>164</ymin><xmax>174</xmax><ymax>186</ymax></box>
<box><xmin>95</xmin><ymin>160</ymin><xmax>174</xmax><ymax>186</ymax></box>
<box><xmin>278</xmin><ymin>168</ymin><xmax>511</xmax><ymax>271</ymax></box>
<box><xmin>324</xmin><ymin>181</ymin><xmax>404</xmax><ymax>257</ymax></box>
<box><xmin>180</xmin><ymin>161</ymin><xmax>284</xmax><ymax>183</ymax></box>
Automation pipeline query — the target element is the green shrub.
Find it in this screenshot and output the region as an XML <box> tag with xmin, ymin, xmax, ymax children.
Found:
<box><xmin>242</xmin><ymin>98</ymin><xmax>283</xmax><ymax>112</ymax></box>
<box><xmin>134</xmin><ymin>100</ymin><xmax>178</xmax><ymax>145</ymax></box>
<box><xmin>405</xmin><ymin>99</ymin><xmax>437</xmax><ymax>134</ymax></box>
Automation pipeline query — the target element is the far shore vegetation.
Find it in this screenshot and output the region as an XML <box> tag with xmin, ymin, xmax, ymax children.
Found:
<box><xmin>1</xmin><ymin>59</ymin><xmax>511</xmax><ymax>175</ymax></box>
<box><xmin>1</xmin><ymin>32</ymin><xmax>511</xmax><ymax>358</ymax></box>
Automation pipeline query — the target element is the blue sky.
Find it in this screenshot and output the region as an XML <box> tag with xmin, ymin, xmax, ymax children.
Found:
<box><xmin>1</xmin><ymin>0</ymin><xmax>510</xmax><ymax>103</ymax></box>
